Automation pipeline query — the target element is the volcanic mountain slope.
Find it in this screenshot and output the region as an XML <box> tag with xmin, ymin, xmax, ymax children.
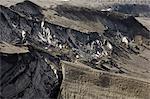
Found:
<box><xmin>0</xmin><ymin>1</ymin><xmax>150</xmax><ymax>99</ymax></box>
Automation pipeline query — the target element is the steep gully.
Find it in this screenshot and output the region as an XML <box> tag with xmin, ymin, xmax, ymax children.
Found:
<box><xmin>0</xmin><ymin>1</ymin><xmax>150</xmax><ymax>99</ymax></box>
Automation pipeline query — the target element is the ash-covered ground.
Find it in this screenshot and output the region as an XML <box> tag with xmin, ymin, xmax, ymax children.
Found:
<box><xmin>0</xmin><ymin>1</ymin><xmax>150</xmax><ymax>99</ymax></box>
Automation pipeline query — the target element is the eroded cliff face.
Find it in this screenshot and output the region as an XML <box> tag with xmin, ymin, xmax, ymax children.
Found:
<box><xmin>0</xmin><ymin>1</ymin><xmax>150</xmax><ymax>99</ymax></box>
<box><xmin>112</xmin><ymin>4</ymin><xmax>150</xmax><ymax>17</ymax></box>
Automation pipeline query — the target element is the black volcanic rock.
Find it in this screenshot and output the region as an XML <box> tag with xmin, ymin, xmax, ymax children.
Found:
<box><xmin>0</xmin><ymin>1</ymin><xmax>150</xmax><ymax>99</ymax></box>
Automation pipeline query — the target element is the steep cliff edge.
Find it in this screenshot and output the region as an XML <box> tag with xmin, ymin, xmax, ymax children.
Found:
<box><xmin>0</xmin><ymin>1</ymin><xmax>150</xmax><ymax>99</ymax></box>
